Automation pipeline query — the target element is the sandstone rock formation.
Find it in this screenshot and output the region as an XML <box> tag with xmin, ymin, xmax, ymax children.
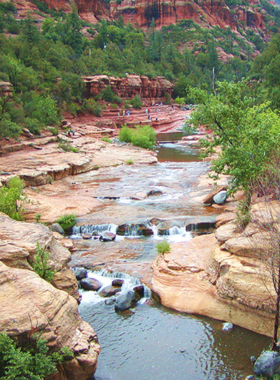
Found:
<box><xmin>152</xmin><ymin>201</ymin><xmax>280</xmax><ymax>337</ymax></box>
<box><xmin>0</xmin><ymin>213</ymin><xmax>100</xmax><ymax>379</ymax></box>
<box><xmin>83</xmin><ymin>74</ymin><xmax>174</xmax><ymax>102</ymax></box>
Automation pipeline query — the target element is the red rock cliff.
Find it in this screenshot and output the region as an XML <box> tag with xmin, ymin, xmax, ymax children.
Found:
<box><xmin>83</xmin><ymin>74</ymin><xmax>174</xmax><ymax>101</ymax></box>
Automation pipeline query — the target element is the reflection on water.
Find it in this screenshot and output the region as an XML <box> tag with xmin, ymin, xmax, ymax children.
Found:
<box><xmin>79</xmin><ymin>298</ymin><xmax>269</xmax><ymax>380</ymax></box>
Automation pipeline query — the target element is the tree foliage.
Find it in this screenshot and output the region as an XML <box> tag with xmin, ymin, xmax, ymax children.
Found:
<box><xmin>190</xmin><ymin>81</ymin><xmax>280</xmax><ymax>196</ymax></box>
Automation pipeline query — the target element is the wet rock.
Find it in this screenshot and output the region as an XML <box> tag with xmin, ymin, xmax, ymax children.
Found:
<box><xmin>147</xmin><ymin>190</ymin><xmax>163</xmax><ymax>197</ymax></box>
<box><xmin>245</xmin><ymin>376</ymin><xmax>256</xmax><ymax>380</ymax></box>
<box><xmin>133</xmin><ymin>285</ymin><xmax>145</xmax><ymax>300</ymax></box>
<box><xmin>115</xmin><ymin>290</ymin><xmax>137</xmax><ymax>312</ymax></box>
<box><xmin>112</xmin><ymin>279</ymin><xmax>124</xmax><ymax>286</ymax></box>
<box><xmin>254</xmin><ymin>350</ymin><xmax>280</xmax><ymax>378</ymax></box>
<box><xmin>202</xmin><ymin>186</ymin><xmax>227</xmax><ymax>204</ymax></box>
<box><xmin>222</xmin><ymin>322</ymin><xmax>233</xmax><ymax>331</ymax></box>
<box><xmin>117</xmin><ymin>223</ymin><xmax>153</xmax><ymax>236</ymax></box>
<box><xmin>73</xmin><ymin>267</ymin><xmax>88</xmax><ymax>280</ymax></box>
<box><xmin>100</xmin><ymin>231</ymin><xmax>116</xmax><ymax>242</ymax></box>
<box><xmin>99</xmin><ymin>285</ymin><xmax>120</xmax><ymax>297</ymax></box>
<box><xmin>105</xmin><ymin>297</ymin><xmax>116</xmax><ymax>305</ymax></box>
<box><xmin>213</xmin><ymin>190</ymin><xmax>227</xmax><ymax>205</ymax></box>
<box><xmin>83</xmin><ymin>233</ymin><xmax>92</xmax><ymax>239</ymax></box>
<box><xmin>50</xmin><ymin>222</ymin><xmax>65</xmax><ymax>235</ymax></box>
<box><xmin>80</xmin><ymin>278</ymin><xmax>102</xmax><ymax>291</ymax></box>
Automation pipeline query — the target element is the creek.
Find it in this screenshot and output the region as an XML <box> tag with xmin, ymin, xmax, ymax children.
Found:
<box><xmin>70</xmin><ymin>132</ymin><xmax>270</xmax><ymax>380</ymax></box>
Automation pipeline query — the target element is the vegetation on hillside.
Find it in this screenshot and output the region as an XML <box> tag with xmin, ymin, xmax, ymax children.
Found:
<box><xmin>0</xmin><ymin>0</ymin><xmax>278</xmax><ymax>138</ymax></box>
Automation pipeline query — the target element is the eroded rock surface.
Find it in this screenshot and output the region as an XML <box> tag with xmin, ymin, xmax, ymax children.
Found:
<box><xmin>152</xmin><ymin>201</ymin><xmax>279</xmax><ymax>337</ymax></box>
<box><xmin>0</xmin><ymin>214</ymin><xmax>100</xmax><ymax>380</ymax></box>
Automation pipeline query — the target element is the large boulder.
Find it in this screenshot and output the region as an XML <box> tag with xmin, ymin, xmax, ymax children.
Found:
<box><xmin>115</xmin><ymin>290</ymin><xmax>137</xmax><ymax>312</ymax></box>
<box><xmin>213</xmin><ymin>190</ymin><xmax>227</xmax><ymax>205</ymax></box>
<box><xmin>80</xmin><ymin>278</ymin><xmax>103</xmax><ymax>291</ymax></box>
<box><xmin>254</xmin><ymin>351</ymin><xmax>280</xmax><ymax>378</ymax></box>
<box><xmin>0</xmin><ymin>262</ymin><xmax>100</xmax><ymax>380</ymax></box>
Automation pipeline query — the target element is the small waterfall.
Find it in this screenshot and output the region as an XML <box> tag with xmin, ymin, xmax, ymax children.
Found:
<box><xmin>150</xmin><ymin>224</ymin><xmax>192</xmax><ymax>242</ymax></box>
<box><xmin>80</xmin><ymin>269</ymin><xmax>151</xmax><ymax>305</ymax></box>
<box><xmin>71</xmin><ymin>223</ymin><xmax>118</xmax><ymax>238</ymax></box>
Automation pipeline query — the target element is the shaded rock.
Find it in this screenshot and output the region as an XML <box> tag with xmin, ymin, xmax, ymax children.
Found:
<box><xmin>133</xmin><ymin>285</ymin><xmax>145</xmax><ymax>300</ymax></box>
<box><xmin>50</xmin><ymin>223</ymin><xmax>65</xmax><ymax>235</ymax></box>
<box><xmin>213</xmin><ymin>190</ymin><xmax>227</xmax><ymax>205</ymax></box>
<box><xmin>147</xmin><ymin>190</ymin><xmax>163</xmax><ymax>197</ymax></box>
<box><xmin>83</xmin><ymin>233</ymin><xmax>92</xmax><ymax>239</ymax></box>
<box><xmin>80</xmin><ymin>278</ymin><xmax>102</xmax><ymax>291</ymax></box>
<box><xmin>117</xmin><ymin>223</ymin><xmax>153</xmax><ymax>236</ymax></box>
<box><xmin>112</xmin><ymin>279</ymin><xmax>124</xmax><ymax>286</ymax></box>
<box><xmin>222</xmin><ymin>322</ymin><xmax>233</xmax><ymax>331</ymax></box>
<box><xmin>51</xmin><ymin>268</ymin><xmax>80</xmax><ymax>302</ymax></box>
<box><xmin>202</xmin><ymin>186</ymin><xmax>227</xmax><ymax>204</ymax></box>
<box><xmin>254</xmin><ymin>351</ymin><xmax>280</xmax><ymax>378</ymax></box>
<box><xmin>100</xmin><ymin>231</ymin><xmax>116</xmax><ymax>242</ymax></box>
<box><xmin>115</xmin><ymin>290</ymin><xmax>137</xmax><ymax>312</ymax></box>
<box><xmin>99</xmin><ymin>285</ymin><xmax>120</xmax><ymax>297</ymax></box>
<box><xmin>73</xmin><ymin>267</ymin><xmax>88</xmax><ymax>281</ymax></box>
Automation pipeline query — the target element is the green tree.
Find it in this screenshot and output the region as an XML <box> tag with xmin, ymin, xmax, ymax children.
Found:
<box><xmin>190</xmin><ymin>81</ymin><xmax>280</xmax><ymax>198</ymax></box>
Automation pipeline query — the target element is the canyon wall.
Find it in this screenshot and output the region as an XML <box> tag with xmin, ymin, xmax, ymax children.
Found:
<box><xmin>38</xmin><ymin>0</ymin><xmax>267</xmax><ymax>30</ymax></box>
<box><xmin>83</xmin><ymin>74</ymin><xmax>174</xmax><ymax>101</ymax></box>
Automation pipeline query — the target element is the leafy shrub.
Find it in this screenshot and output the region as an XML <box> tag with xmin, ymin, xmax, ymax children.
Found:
<box><xmin>119</xmin><ymin>124</ymin><xmax>133</xmax><ymax>143</ymax></box>
<box><xmin>130</xmin><ymin>95</ymin><xmax>142</xmax><ymax>109</ymax></box>
<box><xmin>183</xmin><ymin>122</ymin><xmax>198</xmax><ymax>135</ymax></box>
<box><xmin>82</xmin><ymin>99</ymin><xmax>102</xmax><ymax>116</ymax></box>
<box><xmin>56</xmin><ymin>214</ymin><xmax>76</xmax><ymax>231</ymax></box>
<box><xmin>119</xmin><ymin>124</ymin><xmax>156</xmax><ymax>149</ymax></box>
<box><xmin>24</xmin><ymin>117</ymin><xmax>41</xmax><ymax>135</ymax></box>
<box><xmin>156</xmin><ymin>240</ymin><xmax>170</xmax><ymax>254</ymax></box>
<box><xmin>0</xmin><ymin>176</ymin><xmax>24</xmax><ymax>220</ymax></box>
<box><xmin>0</xmin><ymin>118</ymin><xmax>22</xmax><ymax>138</ymax></box>
<box><xmin>0</xmin><ymin>332</ymin><xmax>73</xmax><ymax>380</ymax></box>
<box><xmin>126</xmin><ymin>158</ymin><xmax>133</xmax><ymax>165</ymax></box>
<box><xmin>174</xmin><ymin>97</ymin><xmax>185</xmax><ymax>105</ymax></box>
<box><xmin>31</xmin><ymin>242</ymin><xmax>56</xmax><ymax>282</ymax></box>
<box><xmin>99</xmin><ymin>86</ymin><xmax>121</xmax><ymax>104</ymax></box>
<box><xmin>48</xmin><ymin>126</ymin><xmax>59</xmax><ymax>135</ymax></box>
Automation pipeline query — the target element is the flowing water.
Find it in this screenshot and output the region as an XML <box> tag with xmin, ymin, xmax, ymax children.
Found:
<box><xmin>72</xmin><ymin>132</ymin><xmax>270</xmax><ymax>380</ymax></box>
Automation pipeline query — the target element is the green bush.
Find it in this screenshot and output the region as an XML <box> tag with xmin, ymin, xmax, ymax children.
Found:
<box><xmin>99</xmin><ymin>86</ymin><xmax>121</xmax><ymax>104</ymax></box>
<box><xmin>118</xmin><ymin>124</ymin><xmax>156</xmax><ymax>149</ymax></box>
<box><xmin>31</xmin><ymin>242</ymin><xmax>56</xmax><ymax>282</ymax></box>
<box><xmin>24</xmin><ymin>117</ymin><xmax>41</xmax><ymax>135</ymax></box>
<box><xmin>0</xmin><ymin>177</ymin><xmax>24</xmax><ymax>220</ymax></box>
<box><xmin>174</xmin><ymin>97</ymin><xmax>185</xmax><ymax>105</ymax></box>
<box><xmin>156</xmin><ymin>240</ymin><xmax>171</xmax><ymax>254</ymax></box>
<box><xmin>82</xmin><ymin>99</ymin><xmax>102</xmax><ymax>116</ymax></box>
<box><xmin>0</xmin><ymin>332</ymin><xmax>73</xmax><ymax>380</ymax></box>
<box><xmin>119</xmin><ymin>124</ymin><xmax>133</xmax><ymax>143</ymax></box>
<box><xmin>130</xmin><ymin>95</ymin><xmax>142</xmax><ymax>109</ymax></box>
<box><xmin>56</xmin><ymin>214</ymin><xmax>76</xmax><ymax>231</ymax></box>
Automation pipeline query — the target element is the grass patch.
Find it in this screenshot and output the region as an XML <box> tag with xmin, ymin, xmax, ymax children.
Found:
<box><xmin>126</xmin><ymin>158</ymin><xmax>134</xmax><ymax>165</ymax></box>
<box><xmin>101</xmin><ymin>137</ymin><xmax>112</xmax><ymax>143</ymax></box>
